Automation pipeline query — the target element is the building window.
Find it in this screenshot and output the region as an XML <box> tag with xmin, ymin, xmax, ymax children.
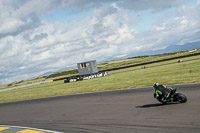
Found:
<box><xmin>80</xmin><ymin>62</ymin><xmax>90</xmax><ymax>69</ymax></box>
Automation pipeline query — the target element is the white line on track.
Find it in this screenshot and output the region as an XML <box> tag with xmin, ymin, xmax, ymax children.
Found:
<box><xmin>0</xmin><ymin>125</ymin><xmax>62</xmax><ymax>133</ymax></box>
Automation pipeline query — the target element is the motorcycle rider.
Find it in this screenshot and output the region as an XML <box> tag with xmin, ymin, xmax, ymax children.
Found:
<box><xmin>153</xmin><ymin>83</ymin><xmax>176</xmax><ymax>103</ymax></box>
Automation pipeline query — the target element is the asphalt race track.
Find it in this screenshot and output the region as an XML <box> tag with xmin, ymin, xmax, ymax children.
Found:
<box><xmin>0</xmin><ymin>83</ymin><xmax>200</xmax><ymax>133</ymax></box>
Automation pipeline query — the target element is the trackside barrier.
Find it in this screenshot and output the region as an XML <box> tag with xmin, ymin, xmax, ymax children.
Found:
<box><xmin>64</xmin><ymin>71</ymin><xmax>109</xmax><ymax>83</ymax></box>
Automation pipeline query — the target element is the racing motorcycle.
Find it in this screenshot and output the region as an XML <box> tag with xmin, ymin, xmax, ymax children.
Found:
<box><xmin>156</xmin><ymin>88</ymin><xmax>187</xmax><ymax>104</ymax></box>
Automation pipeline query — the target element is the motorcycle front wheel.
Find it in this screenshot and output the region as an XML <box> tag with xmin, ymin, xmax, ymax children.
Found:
<box><xmin>174</xmin><ymin>93</ymin><xmax>187</xmax><ymax>103</ymax></box>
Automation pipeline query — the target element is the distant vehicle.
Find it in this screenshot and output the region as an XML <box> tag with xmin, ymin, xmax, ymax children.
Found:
<box><xmin>189</xmin><ymin>49</ymin><xmax>197</xmax><ymax>52</ymax></box>
<box><xmin>141</xmin><ymin>66</ymin><xmax>146</xmax><ymax>69</ymax></box>
<box><xmin>178</xmin><ymin>60</ymin><xmax>183</xmax><ymax>63</ymax></box>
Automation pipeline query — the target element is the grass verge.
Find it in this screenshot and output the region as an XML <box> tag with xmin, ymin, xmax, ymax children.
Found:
<box><xmin>1</xmin><ymin>48</ymin><xmax>199</xmax><ymax>90</ymax></box>
<box><xmin>0</xmin><ymin>54</ymin><xmax>199</xmax><ymax>103</ymax></box>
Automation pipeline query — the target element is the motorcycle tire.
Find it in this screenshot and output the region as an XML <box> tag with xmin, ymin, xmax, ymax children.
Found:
<box><xmin>174</xmin><ymin>93</ymin><xmax>187</xmax><ymax>103</ymax></box>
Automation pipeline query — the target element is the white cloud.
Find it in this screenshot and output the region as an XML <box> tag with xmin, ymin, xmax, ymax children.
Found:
<box><xmin>0</xmin><ymin>18</ymin><xmax>25</xmax><ymax>34</ymax></box>
<box><xmin>156</xmin><ymin>25</ymin><xmax>166</xmax><ymax>31</ymax></box>
<box><xmin>197</xmin><ymin>0</ymin><xmax>200</xmax><ymax>4</ymax></box>
<box><xmin>0</xmin><ymin>0</ymin><xmax>200</xmax><ymax>84</ymax></box>
<box><xmin>118</xmin><ymin>0</ymin><xmax>186</xmax><ymax>11</ymax></box>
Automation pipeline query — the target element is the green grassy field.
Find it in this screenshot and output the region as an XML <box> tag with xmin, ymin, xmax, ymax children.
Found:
<box><xmin>1</xmin><ymin>48</ymin><xmax>199</xmax><ymax>90</ymax></box>
<box><xmin>97</xmin><ymin>49</ymin><xmax>200</xmax><ymax>70</ymax></box>
<box><xmin>0</xmin><ymin>54</ymin><xmax>199</xmax><ymax>103</ymax></box>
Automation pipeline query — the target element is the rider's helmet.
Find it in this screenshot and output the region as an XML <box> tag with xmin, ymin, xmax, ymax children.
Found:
<box><xmin>153</xmin><ymin>83</ymin><xmax>159</xmax><ymax>88</ymax></box>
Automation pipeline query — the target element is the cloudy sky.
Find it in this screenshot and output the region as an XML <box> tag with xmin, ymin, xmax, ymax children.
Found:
<box><xmin>0</xmin><ymin>0</ymin><xmax>200</xmax><ymax>85</ymax></box>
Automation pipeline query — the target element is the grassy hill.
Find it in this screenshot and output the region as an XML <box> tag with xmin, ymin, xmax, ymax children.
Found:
<box><xmin>0</xmin><ymin>48</ymin><xmax>199</xmax><ymax>103</ymax></box>
<box><xmin>1</xmin><ymin>48</ymin><xmax>199</xmax><ymax>90</ymax></box>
